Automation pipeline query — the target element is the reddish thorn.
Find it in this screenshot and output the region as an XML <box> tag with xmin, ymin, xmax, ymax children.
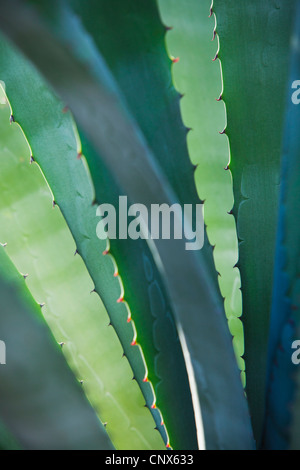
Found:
<box><xmin>62</xmin><ymin>106</ymin><xmax>69</xmax><ymax>113</ymax></box>
<box><xmin>131</xmin><ymin>340</ymin><xmax>137</xmax><ymax>346</ymax></box>
<box><xmin>102</xmin><ymin>250</ymin><xmax>109</xmax><ymax>256</ymax></box>
<box><xmin>113</xmin><ymin>271</ymin><xmax>118</xmax><ymax>277</ymax></box>
<box><xmin>172</xmin><ymin>56</ymin><xmax>180</xmax><ymax>63</ymax></box>
<box><xmin>161</xmin><ymin>420</ymin><xmax>164</xmax><ymax>426</ymax></box>
<box><xmin>216</xmin><ymin>94</ymin><xmax>222</xmax><ymax>102</ymax></box>
<box><xmin>212</xmin><ymin>30</ymin><xmax>216</xmax><ymax>41</ymax></box>
<box><xmin>166</xmin><ymin>443</ymin><xmax>171</xmax><ymax>449</ymax></box>
<box><xmin>77</xmin><ymin>152</ymin><xmax>82</xmax><ymax>160</ymax></box>
<box><xmin>212</xmin><ymin>52</ymin><xmax>218</xmax><ymax>62</ymax></box>
<box><xmin>165</xmin><ymin>25</ymin><xmax>173</xmax><ymax>31</ymax></box>
<box><xmin>117</xmin><ymin>296</ymin><xmax>124</xmax><ymax>303</ymax></box>
<box><xmin>224</xmin><ymin>165</ymin><xmax>230</xmax><ymax>170</ymax></box>
<box><xmin>219</xmin><ymin>128</ymin><xmax>226</xmax><ymax>135</ymax></box>
<box><xmin>143</xmin><ymin>376</ymin><xmax>148</xmax><ymax>383</ymax></box>
<box><xmin>151</xmin><ymin>403</ymin><xmax>156</xmax><ymax>409</ymax></box>
<box><xmin>127</xmin><ymin>316</ymin><xmax>132</xmax><ymax>323</ymax></box>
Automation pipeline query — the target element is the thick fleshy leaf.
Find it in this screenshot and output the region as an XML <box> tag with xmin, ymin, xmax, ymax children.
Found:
<box><xmin>157</xmin><ymin>0</ymin><xmax>245</xmax><ymax>382</ymax></box>
<box><xmin>0</xmin><ymin>30</ymin><xmax>183</xmax><ymax>449</ymax></box>
<box><xmin>0</xmin><ymin>91</ymin><xmax>164</xmax><ymax>450</ymax></box>
<box><xmin>213</xmin><ymin>0</ymin><xmax>296</xmax><ymax>444</ymax></box>
<box><xmin>66</xmin><ymin>0</ymin><xmax>253</xmax><ymax>448</ymax></box>
<box><xmin>264</xmin><ymin>0</ymin><xmax>300</xmax><ymax>450</ymax></box>
<box><xmin>0</xmin><ymin>245</ymin><xmax>113</xmax><ymax>450</ymax></box>
<box><xmin>68</xmin><ymin>0</ymin><xmax>204</xmax><ymax>449</ymax></box>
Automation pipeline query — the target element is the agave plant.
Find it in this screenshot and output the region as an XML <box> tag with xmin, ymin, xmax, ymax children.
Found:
<box><xmin>0</xmin><ymin>0</ymin><xmax>299</xmax><ymax>451</ymax></box>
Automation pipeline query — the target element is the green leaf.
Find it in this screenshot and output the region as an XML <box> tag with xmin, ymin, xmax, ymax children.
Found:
<box><xmin>264</xmin><ymin>0</ymin><xmax>300</xmax><ymax>449</ymax></box>
<box><xmin>0</xmin><ymin>2</ymin><xmax>196</xmax><ymax>447</ymax></box>
<box><xmin>66</xmin><ymin>0</ymin><xmax>253</xmax><ymax>448</ymax></box>
<box><xmin>0</xmin><ymin>0</ymin><xmax>254</xmax><ymax>449</ymax></box>
<box><xmin>0</xmin><ymin>244</ymin><xmax>113</xmax><ymax>450</ymax></box>
<box><xmin>0</xmin><ymin>53</ymin><xmax>164</xmax><ymax>450</ymax></box>
<box><xmin>67</xmin><ymin>0</ymin><xmax>202</xmax><ymax>449</ymax></box>
<box><xmin>213</xmin><ymin>0</ymin><xmax>296</xmax><ymax>444</ymax></box>
<box><xmin>69</xmin><ymin>0</ymin><xmax>221</xmax><ymax>296</ymax></box>
<box><xmin>0</xmin><ymin>33</ymin><xmax>175</xmax><ymax>449</ymax></box>
<box><xmin>157</xmin><ymin>0</ymin><xmax>245</xmax><ymax>382</ymax></box>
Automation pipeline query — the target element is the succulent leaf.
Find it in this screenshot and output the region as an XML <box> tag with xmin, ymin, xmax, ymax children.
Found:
<box><xmin>0</xmin><ymin>37</ymin><xmax>169</xmax><ymax>448</ymax></box>
<box><xmin>213</xmin><ymin>0</ymin><xmax>296</xmax><ymax>444</ymax></box>
<box><xmin>264</xmin><ymin>0</ymin><xmax>300</xmax><ymax>449</ymax></box>
<box><xmin>157</xmin><ymin>0</ymin><xmax>245</xmax><ymax>383</ymax></box>
<box><xmin>0</xmin><ymin>93</ymin><xmax>164</xmax><ymax>450</ymax></box>
<box><xmin>66</xmin><ymin>0</ymin><xmax>254</xmax><ymax>449</ymax></box>
<box><xmin>0</xmin><ymin>244</ymin><xmax>113</xmax><ymax>450</ymax></box>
